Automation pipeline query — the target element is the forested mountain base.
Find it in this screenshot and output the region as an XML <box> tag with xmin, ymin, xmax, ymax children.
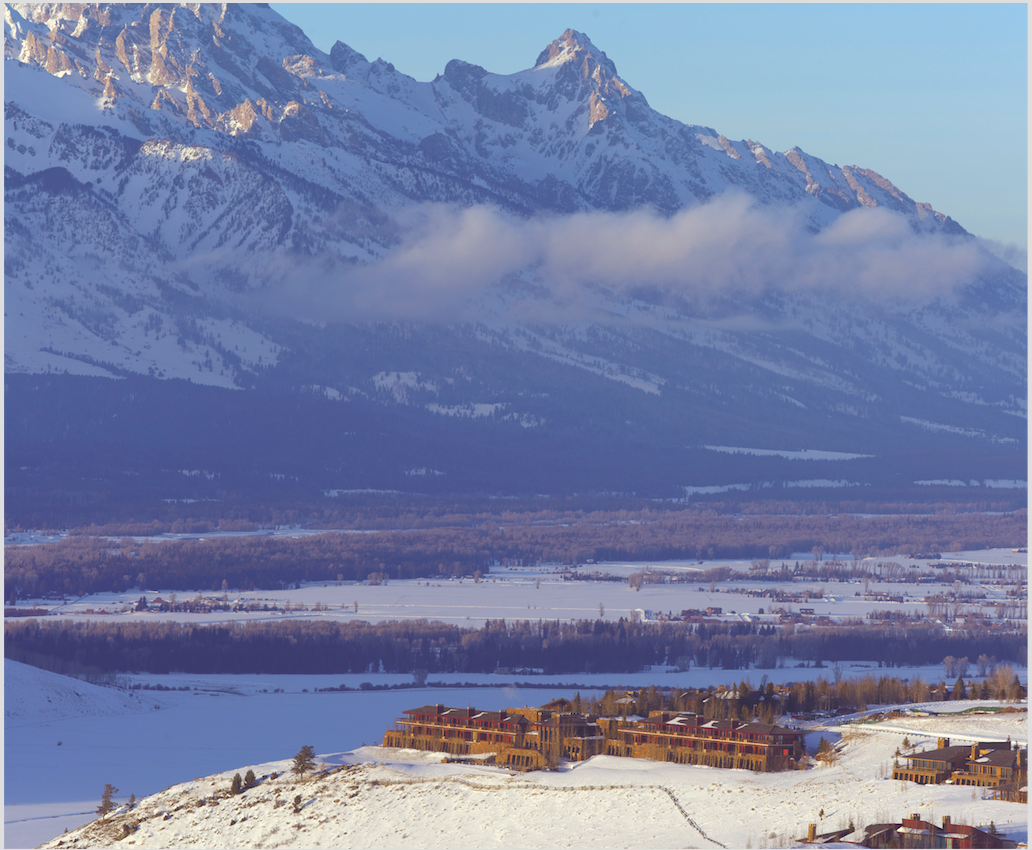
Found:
<box><xmin>6</xmin><ymin>373</ymin><xmax>1026</xmax><ymax>527</ymax></box>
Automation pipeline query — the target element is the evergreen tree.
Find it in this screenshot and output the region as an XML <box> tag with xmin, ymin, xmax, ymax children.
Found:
<box><xmin>292</xmin><ymin>745</ymin><xmax>316</xmax><ymax>780</ymax></box>
<box><xmin>953</xmin><ymin>676</ymin><xmax>966</xmax><ymax>700</ymax></box>
<box><xmin>230</xmin><ymin>773</ymin><xmax>242</xmax><ymax>795</ymax></box>
<box><xmin>1010</xmin><ymin>674</ymin><xmax>1023</xmax><ymax>701</ymax></box>
<box><xmin>96</xmin><ymin>784</ymin><xmax>118</xmax><ymax>817</ymax></box>
<box><xmin>244</xmin><ymin>769</ymin><xmax>257</xmax><ymax>789</ymax></box>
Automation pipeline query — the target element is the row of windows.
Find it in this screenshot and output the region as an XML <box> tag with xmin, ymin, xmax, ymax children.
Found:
<box><xmin>409</xmin><ymin>716</ymin><xmax>521</xmax><ymax>731</ymax></box>
<box><xmin>892</xmin><ymin>772</ymin><xmax>937</xmax><ymax>784</ymax></box>
<box><xmin>624</xmin><ymin>733</ymin><xmax>790</xmax><ymax>753</ymax></box>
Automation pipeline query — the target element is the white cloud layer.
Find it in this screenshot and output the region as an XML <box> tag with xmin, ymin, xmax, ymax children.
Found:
<box><xmin>255</xmin><ymin>195</ymin><xmax>993</xmax><ymax>322</ymax></box>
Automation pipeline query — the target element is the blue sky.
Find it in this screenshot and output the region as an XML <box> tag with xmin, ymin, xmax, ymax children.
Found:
<box><xmin>271</xmin><ymin>3</ymin><xmax>1027</xmax><ymax>252</ymax></box>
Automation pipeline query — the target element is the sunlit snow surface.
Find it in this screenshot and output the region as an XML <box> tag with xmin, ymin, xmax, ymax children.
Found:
<box><xmin>7</xmin><ymin>657</ymin><xmax>1027</xmax><ymax>849</ymax></box>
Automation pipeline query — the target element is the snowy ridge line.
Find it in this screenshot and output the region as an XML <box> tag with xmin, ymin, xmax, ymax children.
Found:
<box><xmin>657</xmin><ymin>786</ymin><xmax>727</xmax><ymax>848</ymax></box>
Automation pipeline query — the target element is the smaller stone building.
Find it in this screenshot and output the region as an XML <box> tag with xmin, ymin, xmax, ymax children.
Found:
<box><xmin>892</xmin><ymin>738</ymin><xmax>977</xmax><ymax>784</ymax></box>
<box><xmin>893</xmin><ymin>738</ymin><xmax>1025</xmax><ymax>799</ymax></box>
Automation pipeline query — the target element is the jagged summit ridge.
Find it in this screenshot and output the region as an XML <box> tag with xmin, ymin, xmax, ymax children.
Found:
<box><xmin>533</xmin><ymin>28</ymin><xmax>620</xmax><ymax>80</ymax></box>
<box><xmin>2</xmin><ymin>3</ymin><xmax>968</xmax><ymax>230</ymax></box>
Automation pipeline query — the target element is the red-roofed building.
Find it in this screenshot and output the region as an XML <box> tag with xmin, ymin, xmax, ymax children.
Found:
<box><xmin>861</xmin><ymin>814</ymin><xmax>1016</xmax><ymax>849</ymax></box>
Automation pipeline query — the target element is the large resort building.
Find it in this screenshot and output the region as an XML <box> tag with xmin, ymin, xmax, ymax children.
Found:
<box><xmin>383</xmin><ymin>701</ymin><xmax>804</xmax><ymax>772</ymax></box>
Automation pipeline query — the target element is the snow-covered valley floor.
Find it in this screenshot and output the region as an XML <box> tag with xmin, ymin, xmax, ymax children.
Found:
<box><xmin>6</xmin><ymin>661</ymin><xmax>1027</xmax><ymax>849</ymax></box>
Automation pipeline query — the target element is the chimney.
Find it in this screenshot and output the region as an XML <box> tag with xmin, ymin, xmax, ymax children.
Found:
<box><xmin>943</xmin><ymin>815</ymin><xmax>951</xmax><ymax>828</ymax></box>
<box><xmin>910</xmin><ymin>813</ymin><xmax>919</xmax><ymax>821</ymax></box>
<box><xmin>1017</xmin><ymin>748</ymin><xmax>1023</xmax><ymax>770</ymax></box>
<box><xmin>435</xmin><ymin>703</ymin><xmax>444</xmax><ymax>714</ymax></box>
<box><xmin>937</xmin><ymin>737</ymin><xmax>949</xmax><ymax>749</ymax></box>
<box><xmin>971</xmin><ymin>743</ymin><xmax>978</xmax><ymax>759</ymax></box>
<box><xmin>808</xmin><ymin>823</ymin><xmax>816</xmax><ymax>842</ymax></box>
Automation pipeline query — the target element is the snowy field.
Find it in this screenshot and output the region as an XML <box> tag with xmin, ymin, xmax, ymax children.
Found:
<box><xmin>5</xmin><ymin>546</ymin><xmax>1026</xmax><ymax>846</ymax></box>
<box><xmin>6</xmin><ymin>660</ymin><xmax>1029</xmax><ymax>849</ymax></box>
<box><xmin>7</xmin><ymin>548</ymin><xmax>1026</xmax><ymax>630</ymax></box>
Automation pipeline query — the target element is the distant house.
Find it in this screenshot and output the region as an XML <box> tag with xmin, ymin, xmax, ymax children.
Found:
<box><xmin>894</xmin><ymin>738</ymin><xmax>1025</xmax><ymax>799</ymax></box>
<box><xmin>951</xmin><ymin>744</ymin><xmax>1026</xmax><ymax>794</ymax></box>
<box><xmin>893</xmin><ymin>738</ymin><xmax>974</xmax><ymax>784</ymax></box>
<box><xmin>861</xmin><ymin>814</ymin><xmax>1016</xmax><ymax>849</ymax></box>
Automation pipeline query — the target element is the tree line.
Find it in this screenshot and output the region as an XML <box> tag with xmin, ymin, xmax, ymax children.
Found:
<box><xmin>567</xmin><ymin>664</ymin><xmax>1025</xmax><ymax>723</ymax></box>
<box><xmin>14</xmin><ymin>497</ymin><xmax>1025</xmax><ymax>537</ymax></box>
<box><xmin>5</xmin><ymin>617</ymin><xmax>1025</xmax><ymax>676</ymax></box>
<box><xmin>5</xmin><ymin>505</ymin><xmax>1024</xmax><ymax>599</ymax></box>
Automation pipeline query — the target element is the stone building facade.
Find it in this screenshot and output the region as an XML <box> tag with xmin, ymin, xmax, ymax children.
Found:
<box><xmin>383</xmin><ymin>701</ymin><xmax>803</xmax><ymax>772</ymax></box>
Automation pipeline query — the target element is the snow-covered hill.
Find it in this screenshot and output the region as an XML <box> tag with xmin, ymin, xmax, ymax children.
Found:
<box><xmin>39</xmin><ymin>710</ymin><xmax>1027</xmax><ymax>849</ymax></box>
<box><xmin>6</xmin><ymin>654</ymin><xmax>1027</xmax><ymax>849</ymax></box>
<box><xmin>3</xmin><ymin>3</ymin><xmax>1025</xmax><ymax>503</ymax></box>
<box><xmin>4</xmin><ymin>659</ymin><xmax>160</xmax><ymax>725</ymax></box>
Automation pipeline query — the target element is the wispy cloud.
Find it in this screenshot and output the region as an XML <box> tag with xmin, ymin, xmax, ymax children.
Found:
<box><xmin>252</xmin><ymin>195</ymin><xmax>994</xmax><ymax>322</ymax></box>
<box><xmin>977</xmin><ymin>237</ymin><xmax>1027</xmax><ymax>274</ymax></box>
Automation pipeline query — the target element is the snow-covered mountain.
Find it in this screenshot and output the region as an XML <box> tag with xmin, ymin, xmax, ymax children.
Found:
<box><xmin>4</xmin><ymin>3</ymin><xmax>1025</xmax><ymax>504</ymax></box>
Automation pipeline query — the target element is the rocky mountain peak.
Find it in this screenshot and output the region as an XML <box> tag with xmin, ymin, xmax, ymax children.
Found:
<box><xmin>531</xmin><ymin>27</ymin><xmax>640</xmax><ymax>124</ymax></box>
<box><xmin>328</xmin><ymin>39</ymin><xmax>368</xmax><ymax>75</ymax></box>
<box><xmin>441</xmin><ymin>58</ymin><xmax>488</xmax><ymax>92</ymax></box>
<box><xmin>534</xmin><ymin>29</ymin><xmax>610</xmax><ymax>72</ymax></box>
